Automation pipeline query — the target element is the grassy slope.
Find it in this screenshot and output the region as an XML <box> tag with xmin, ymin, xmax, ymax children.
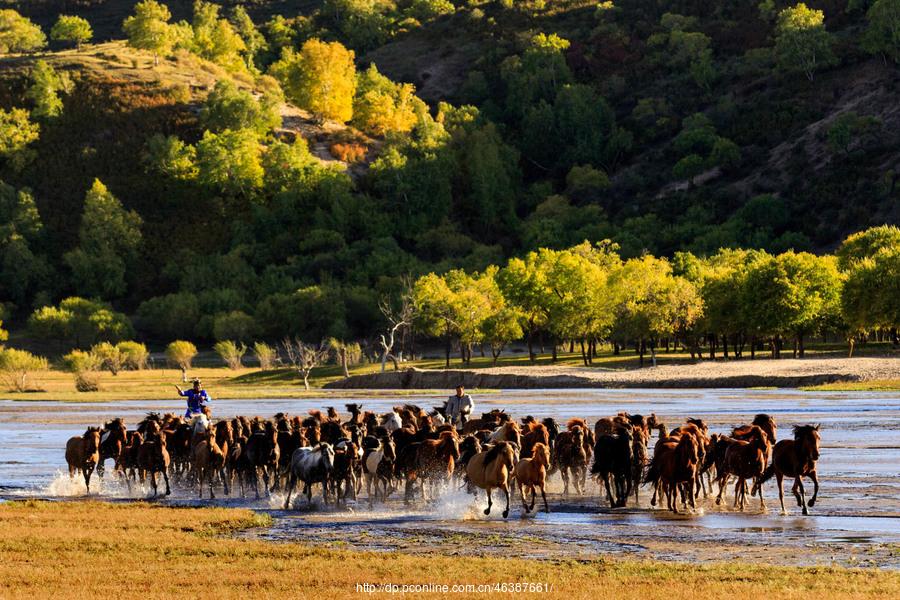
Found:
<box><xmin>0</xmin><ymin>501</ymin><xmax>897</xmax><ymax>599</ymax></box>
<box><xmin>1</xmin><ymin>341</ymin><xmax>898</xmax><ymax>401</ymax></box>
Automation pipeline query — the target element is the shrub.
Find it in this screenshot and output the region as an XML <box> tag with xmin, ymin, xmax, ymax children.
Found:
<box><xmin>252</xmin><ymin>341</ymin><xmax>277</xmax><ymax>369</ymax></box>
<box><xmin>214</xmin><ymin>340</ymin><xmax>245</xmax><ymax>370</ymax></box>
<box><xmin>117</xmin><ymin>341</ymin><xmax>149</xmax><ymax>370</ymax></box>
<box><xmin>62</xmin><ymin>349</ymin><xmax>102</xmax><ymax>392</ymax></box>
<box><xmin>0</xmin><ymin>348</ymin><xmax>48</xmax><ymax>392</ymax></box>
<box><xmin>212</xmin><ymin>310</ymin><xmax>257</xmax><ymax>343</ymax></box>
<box><xmin>330</xmin><ymin>141</ymin><xmax>367</xmax><ymax>162</ymax></box>
<box><xmin>165</xmin><ymin>340</ymin><xmax>197</xmax><ymax>380</ymax></box>
<box><xmin>91</xmin><ymin>341</ymin><xmax>125</xmax><ymax>375</ymax></box>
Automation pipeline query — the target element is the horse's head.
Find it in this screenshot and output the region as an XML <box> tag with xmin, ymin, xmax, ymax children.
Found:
<box><xmin>439</xmin><ymin>431</ymin><xmax>460</xmax><ymax>460</ymax></box>
<box><xmin>794</xmin><ymin>424</ymin><xmax>820</xmax><ymax>461</ymax></box>
<box><xmin>84</xmin><ymin>427</ymin><xmax>101</xmax><ymax>453</ymax></box>
<box><xmin>533</xmin><ymin>442</ymin><xmax>550</xmax><ymax>468</ymax></box>
<box><xmin>676</xmin><ymin>434</ymin><xmax>698</xmax><ymax>464</ymax></box>
<box><xmin>686</xmin><ymin>418</ymin><xmax>708</xmax><ymax>434</ymax></box>
<box><xmin>319</xmin><ymin>443</ymin><xmax>335</xmax><ymax>471</ymax></box>
<box><xmin>571</xmin><ymin>425</ymin><xmax>584</xmax><ymax>445</ymax></box>
<box><xmin>754</xmin><ymin>414</ymin><xmax>777</xmax><ymax>443</ymax></box>
<box><xmin>382</xmin><ymin>437</ymin><xmax>396</xmax><ymax>462</ymax></box>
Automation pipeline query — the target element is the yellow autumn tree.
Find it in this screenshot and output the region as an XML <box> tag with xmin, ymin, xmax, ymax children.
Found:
<box><xmin>270</xmin><ymin>38</ymin><xmax>356</xmax><ymax>123</ymax></box>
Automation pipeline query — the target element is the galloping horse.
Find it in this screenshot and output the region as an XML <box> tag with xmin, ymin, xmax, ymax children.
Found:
<box><xmin>645</xmin><ymin>434</ymin><xmax>700</xmax><ymax>513</ymax></box>
<box><xmin>283</xmin><ymin>443</ymin><xmax>335</xmax><ymax>508</ymax></box>
<box><xmin>97</xmin><ymin>418</ymin><xmax>127</xmax><ymax>478</ymax></box>
<box><xmin>515</xmin><ymin>442</ymin><xmax>550</xmax><ymax>513</ymax></box>
<box><xmin>466</xmin><ymin>441</ymin><xmax>517</xmax><ymax>518</ymax></box>
<box><xmin>65</xmin><ymin>427</ymin><xmax>101</xmax><ymax>493</ymax></box>
<box><xmin>592</xmin><ymin>426</ymin><xmax>633</xmax><ymax>508</ymax></box>
<box><xmin>716</xmin><ymin>425</ymin><xmax>769</xmax><ymax>510</ymax></box>
<box><xmin>760</xmin><ymin>425</ymin><xmax>821</xmax><ymax>515</ymax></box>
<box><xmin>137</xmin><ymin>431</ymin><xmax>171</xmax><ymax>497</ymax></box>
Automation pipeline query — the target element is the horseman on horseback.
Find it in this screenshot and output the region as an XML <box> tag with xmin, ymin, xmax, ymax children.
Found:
<box><xmin>175</xmin><ymin>378</ymin><xmax>212</xmax><ymax>425</ymax></box>
<box><xmin>446</xmin><ymin>385</ymin><xmax>474</xmax><ymax>429</ymax></box>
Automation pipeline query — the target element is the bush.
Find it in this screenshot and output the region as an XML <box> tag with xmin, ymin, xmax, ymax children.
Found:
<box><xmin>214</xmin><ymin>340</ymin><xmax>246</xmax><ymax>369</ymax></box>
<box><xmin>165</xmin><ymin>340</ymin><xmax>197</xmax><ymax>379</ymax></box>
<box><xmin>0</xmin><ymin>348</ymin><xmax>48</xmax><ymax>392</ymax></box>
<box><xmin>63</xmin><ymin>349</ymin><xmax>102</xmax><ymax>392</ymax></box>
<box><xmin>252</xmin><ymin>341</ymin><xmax>277</xmax><ymax>369</ymax></box>
<box><xmin>91</xmin><ymin>341</ymin><xmax>125</xmax><ymax>375</ymax></box>
<box><xmin>212</xmin><ymin>310</ymin><xmax>257</xmax><ymax>343</ymax></box>
<box><xmin>117</xmin><ymin>341</ymin><xmax>149</xmax><ymax>370</ymax></box>
<box><xmin>330</xmin><ymin>141</ymin><xmax>367</xmax><ymax>162</ymax></box>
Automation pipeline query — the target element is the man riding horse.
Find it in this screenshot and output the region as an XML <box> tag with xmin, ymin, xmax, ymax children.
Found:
<box><xmin>175</xmin><ymin>378</ymin><xmax>212</xmax><ymax>423</ymax></box>
<box><xmin>446</xmin><ymin>385</ymin><xmax>474</xmax><ymax>429</ymax></box>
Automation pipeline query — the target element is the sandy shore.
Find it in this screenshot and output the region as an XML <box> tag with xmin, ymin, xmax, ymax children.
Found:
<box><xmin>325</xmin><ymin>356</ymin><xmax>900</xmax><ymax>389</ymax></box>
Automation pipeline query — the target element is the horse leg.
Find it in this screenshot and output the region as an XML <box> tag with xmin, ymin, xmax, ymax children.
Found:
<box><xmin>757</xmin><ymin>476</ymin><xmax>765</xmax><ymax>511</ymax></box>
<box><xmin>519</xmin><ymin>482</ymin><xmax>529</xmax><ymax>513</ymax></box>
<box><xmin>776</xmin><ymin>472</ymin><xmax>786</xmax><ymax>515</ymax></box>
<box><xmin>561</xmin><ymin>468</ymin><xmax>570</xmax><ymax>496</ymax></box>
<box><xmin>715</xmin><ymin>474</ymin><xmax>726</xmax><ymax>505</ymax></box>
<box><xmin>208</xmin><ymin>469</ymin><xmax>216</xmax><ymax>499</ymax></box>
<box><xmin>603</xmin><ymin>474</ymin><xmax>615</xmax><ymax>508</ymax></box>
<box><xmin>529</xmin><ymin>486</ymin><xmax>537</xmax><ymax>512</ymax></box>
<box><xmin>797</xmin><ymin>477</ymin><xmax>809</xmax><ymax>516</ymax></box>
<box><xmin>484</xmin><ymin>488</ymin><xmax>492</xmax><ymax>515</ymax></box>
<box><xmin>84</xmin><ymin>465</ymin><xmax>94</xmax><ymax>495</ymax></box>
<box><xmin>541</xmin><ymin>484</ymin><xmax>549</xmax><ymax>513</ymax></box>
<box><xmin>262</xmin><ymin>465</ymin><xmax>271</xmax><ymax>497</ymax></box>
<box><xmin>221</xmin><ymin>468</ymin><xmax>230</xmax><ymax>496</ymax></box>
<box><xmin>808</xmin><ymin>470</ymin><xmax>819</xmax><ymax>508</ymax></box>
<box><xmin>283</xmin><ymin>472</ymin><xmax>295</xmax><ymax>509</ymax></box>
<box><xmin>501</xmin><ymin>484</ymin><xmax>510</xmax><ymax>518</ymax></box>
<box><xmin>150</xmin><ymin>471</ymin><xmax>158</xmax><ymax>498</ymax></box>
<box><xmin>650</xmin><ymin>480</ymin><xmax>658</xmax><ymax>507</ymax></box>
<box><xmin>791</xmin><ymin>477</ymin><xmax>803</xmax><ymax>507</ymax></box>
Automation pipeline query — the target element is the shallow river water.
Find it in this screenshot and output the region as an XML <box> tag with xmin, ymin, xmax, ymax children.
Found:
<box><xmin>1</xmin><ymin>389</ymin><xmax>898</xmax><ymax>568</ymax></box>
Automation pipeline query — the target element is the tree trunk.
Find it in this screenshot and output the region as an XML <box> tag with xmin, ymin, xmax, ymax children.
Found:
<box><xmin>181</xmin><ymin>367</ymin><xmax>187</xmax><ymax>383</ymax></box>
<box><xmin>340</xmin><ymin>347</ymin><xmax>349</xmax><ymax>378</ymax></box>
<box><xmin>613</xmin><ymin>342</ymin><xmax>620</xmax><ymax>356</ymax></box>
<box><xmin>551</xmin><ymin>338</ymin><xmax>558</xmax><ymax>363</ymax></box>
<box><xmin>722</xmin><ymin>334</ymin><xmax>729</xmax><ymax>359</ymax></box>
<box><xmin>302</xmin><ymin>371</ymin><xmax>310</xmax><ymax>391</ymax></box>
<box><xmin>527</xmin><ymin>322</ymin><xmax>535</xmax><ymax>363</ymax></box>
<box><xmin>798</xmin><ymin>333</ymin><xmax>805</xmax><ymax>358</ymax></box>
<box><xmin>445</xmin><ymin>331</ymin><xmax>451</xmax><ymax>369</ymax></box>
<box><xmin>639</xmin><ymin>340</ymin><xmax>645</xmax><ymax>367</ymax></box>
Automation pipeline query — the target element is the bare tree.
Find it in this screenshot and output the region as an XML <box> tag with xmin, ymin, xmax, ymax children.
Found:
<box><xmin>379</xmin><ymin>282</ymin><xmax>416</xmax><ymax>373</ymax></box>
<box><xmin>281</xmin><ymin>338</ymin><xmax>329</xmax><ymax>390</ymax></box>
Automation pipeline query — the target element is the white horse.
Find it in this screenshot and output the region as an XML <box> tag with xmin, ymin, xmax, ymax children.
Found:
<box><xmin>283</xmin><ymin>443</ymin><xmax>335</xmax><ymax>508</ymax></box>
<box><xmin>363</xmin><ymin>438</ymin><xmax>396</xmax><ymax>503</ymax></box>
<box><xmin>380</xmin><ymin>412</ymin><xmax>402</xmax><ymax>433</ymax></box>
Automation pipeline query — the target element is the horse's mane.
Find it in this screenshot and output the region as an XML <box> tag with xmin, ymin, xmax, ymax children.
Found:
<box><xmin>753</xmin><ymin>414</ymin><xmax>775</xmax><ymax>427</ymax></box>
<box><xmin>526</xmin><ymin>422</ymin><xmax>547</xmax><ymax>434</ymax></box>
<box><xmin>403</xmin><ymin>404</ymin><xmax>423</xmax><ymax>415</ymax></box>
<box><xmin>503</xmin><ymin>421</ymin><xmax>520</xmax><ymax>433</ymax></box>
<box><xmin>104</xmin><ymin>417</ymin><xmax>125</xmax><ymax>430</ymax></box>
<box><xmin>567</xmin><ymin>418</ymin><xmax>588</xmax><ymax>431</ymax></box>
<box><xmin>84</xmin><ymin>426</ymin><xmax>100</xmax><ymax>437</ymax></box>
<box><xmin>307</xmin><ymin>410</ymin><xmax>324</xmax><ymax>422</ymax></box>
<box><xmin>482</xmin><ymin>441</ymin><xmax>511</xmax><ymax>466</ymax></box>
<box><xmin>686</xmin><ymin>418</ymin><xmax>707</xmax><ymax>431</ymax></box>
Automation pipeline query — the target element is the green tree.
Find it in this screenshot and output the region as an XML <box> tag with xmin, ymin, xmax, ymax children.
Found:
<box><xmin>190</xmin><ymin>0</ymin><xmax>246</xmax><ymax>72</ymax></box>
<box><xmin>836</xmin><ymin>225</ymin><xmax>900</xmax><ymax>270</ymax></box>
<box><xmin>0</xmin><ymin>182</ymin><xmax>50</xmax><ymax>306</ymax></box>
<box><xmin>91</xmin><ymin>341</ymin><xmax>125</xmax><ymax>375</ymax></box>
<box><xmin>352</xmin><ymin>64</ymin><xmax>421</xmax><ymax>136</ymax></box>
<box><xmin>196</xmin><ymin>128</ymin><xmax>264</xmax><ymax>196</ymax></box>
<box><xmin>123</xmin><ymin>0</ymin><xmax>177</xmax><ymax>65</ymax></box>
<box><xmin>143</xmin><ymin>134</ymin><xmax>198</xmax><ymax>180</ymax></box>
<box><xmin>64</xmin><ymin>179</ymin><xmax>143</xmax><ymax>299</ymax></box>
<box><xmin>270</xmin><ymin>38</ymin><xmax>357</xmax><ymax>123</ymax></box>
<box><xmin>28</xmin><ymin>297</ymin><xmax>134</xmax><ymax>348</ymax></box>
<box><xmin>214</xmin><ymin>339</ymin><xmax>246</xmax><ymax>369</ymax></box>
<box><xmin>201</xmin><ymin>80</ymin><xmax>281</xmax><ymax>134</ymax></box>
<box><xmin>775</xmin><ymin>3</ymin><xmax>836</xmax><ymax>81</ymax></box>
<box><xmin>136</xmin><ymin>292</ymin><xmax>201</xmax><ymax>341</ymax></box>
<box><xmin>0</xmin><ymin>348</ymin><xmax>48</xmax><ymax>392</ymax></box>
<box><xmin>117</xmin><ymin>341</ymin><xmax>149</xmax><ymax>370</ymax></box>
<box><xmin>863</xmin><ymin>0</ymin><xmax>900</xmax><ymax>62</ymax></box>
<box><xmin>50</xmin><ymin>15</ymin><xmax>93</xmax><ymax>48</ymax></box>
<box><xmin>0</xmin><ymin>9</ymin><xmax>47</xmax><ymax>53</ymax></box>
<box><xmin>26</xmin><ymin>60</ymin><xmax>72</xmax><ymax>120</ymax></box>
<box><xmin>165</xmin><ymin>340</ymin><xmax>197</xmax><ymax>381</ymax></box>
<box><xmin>0</xmin><ymin>108</ymin><xmax>39</xmax><ymax>171</ymax></box>
<box><xmin>231</xmin><ymin>6</ymin><xmax>266</xmax><ymax>69</ymax></box>
<box><xmin>212</xmin><ymin>310</ymin><xmax>257</xmax><ymax>342</ymax></box>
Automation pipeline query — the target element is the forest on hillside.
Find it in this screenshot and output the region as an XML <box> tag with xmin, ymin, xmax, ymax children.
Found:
<box><xmin>1</xmin><ymin>0</ymin><xmax>899</xmax><ymax>352</ymax></box>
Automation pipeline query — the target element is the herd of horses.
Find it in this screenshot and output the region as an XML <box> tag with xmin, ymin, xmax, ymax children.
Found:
<box><xmin>64</xmin><ymin>403</ymin><xmax>822</xmax><ymax>518</ymax></box>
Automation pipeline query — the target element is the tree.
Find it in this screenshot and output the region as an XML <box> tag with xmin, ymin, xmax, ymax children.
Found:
<box><xmin>0</xmin><ymin>182</ymin><xmax>50</xmax><ymax>306</ymax></box>
<box><xmin>214</xmin><ymin>340</ymin><xmax>246</xmax><ymax>369</ymax></box>
<box><xmin>252</xmin><ymin>341</ymin><xmax>277</xmax><ymax>369</ymax></box>
<box><xmin>775</xmin><ymin>3</ymin><xmax>836</xmax><ymax>81</ymax></box>
<box><xmin>352</xmin><ymin>64</ymin><xmax>421</xmax><ymax>136</ymax></box>
<box><xmin>281</xmin><ymin>337</ymin><xmax>328</xmax><ymax>390</ymax></box>
<box><xmin>165</xmin><ymin>340</ymin><xmax>197</xmax><ymax>381</ymax></box>
<box><xmin>378</xmin><ymin>285</ymin><xmax>415</xmax><ymax>372</ymax></box>
<box><xmin>496</xmin><ymin>253</ymin><xmax>552</xmax><ymax>362</ymax></box>
<box><xmin>62</xmin><ymin>349</ymin><xmax>102</xmax><ymax>392</ymax></box>
<box><xmin>270</xmin><ymin>38</ymin><xmax>357</xmax><ymax>122</ymax></box>
<box><xmin>196</xmin><ymin>128</ymin><xmax>264</xmax><ymax>197</ymax></box>
<box><xmin>231</xmin><ymin>6</ymin><xmax>266</xmax><ymax>69</ymax></box>
<box><xmin>91</xmin><ymin>341</ymin><xmax>125</xmax><ymax>376</ymax></box>
<box><xmin>123</xmin><ymin>0</ymin><xmax>177</xmax><ymax>66</ymax></box>
<box><xmin>0</xmin><ymin>348</ymin><xmax>48</xmax><ymax>392</ymax></box>
<box><xmin>863</xmin><ymin>0</ymin><xmax>900</xmax><ymax>62</ymax></box>
<box><xmin>836</xmin><ymin>225</ymin><xmax>900</xmax><ymax>270</ymax></box>
<box><xmin>64</xmin><ymin>179</ymin><xmax>142</xmax><ymax>299</ymax></box>
<box><xmin>826</xmin><ymin>112</ymin><xmax>882</xmax><ymax>156</ymax></box>
<box><xmin>28</xmin><ymin>297</ymin><xmax>134</xmax><ymax>348</ymax></box>
<box><xmin>412</xmin><ymin>272</ymin><xmax>460</xmax><ymax>367</ymax></box>
<box><xmin>212</xmin><ymin>310</ymin><xmax>257</xmax><ymax>342</ymax></box>
<box><xmin>201</xmin><ymin>80</ymin><xmax>281</xmax><ymax>134</ymax></box>
<box><xmin>0</xmin><ymin>108</ymin><xmax>39</xmax><ymax>171</ymax></box>
<box><xmin>480</xmin><ymin>307</ymin><xmax>523</xmax><ymax>365</ymax></box>
<box><xmin>117</xmin><ymin>341</ymin><xmax>149</xmax><ymax>370</ymax></box>
<box><xmin>50</xmin><ymin>15</ymin><xmax>93</xmax><ymax>48</ymax></box>
<box><xmin>0</xmin><ymin>9</ymin><xmax>47</xmax><ymax>53</ymax></box>
<box><xmin>26</xmin><ymin>60</ymin><xmax>72</xmax><ymax>120</ymax></box>
<box><xmin>190</xmin><ymin>0</ymin><xmax>246</xmax><ymax>72</ymax></box>
<box><xmin>143</xmin><ymin>134</ymin><xmax>198</xmax><ymax>180</ymax></box>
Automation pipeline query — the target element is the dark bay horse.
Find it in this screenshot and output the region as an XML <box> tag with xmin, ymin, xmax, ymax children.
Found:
<box><xmin>65</xmin><ymin>427</ymin><xmax>101</xmax><ymax>493</ymax></box>
<box><xmin>97</xmin><ymin>418</ymin><xmax>127</xmax><ymax>478</ymax></box>
<box><xmin>760</xmin><ymin>424</ymin><xmax>821</xmax><ymax>515</ymax></box>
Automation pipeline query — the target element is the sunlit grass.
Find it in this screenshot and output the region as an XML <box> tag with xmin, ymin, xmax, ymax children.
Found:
<box><xmin>801</xmin><ymin>379</ymin><xmax>900</xmax><ymax>391</ymax></box>
<box><xmin>0</xmin><ymin>501</ymin><xmax>897</xmax><ymax>599</ymax></box>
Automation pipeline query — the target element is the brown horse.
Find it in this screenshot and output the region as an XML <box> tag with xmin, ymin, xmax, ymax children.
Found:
<box><xmin>192</xmin><ymin>426</ymin><xmax>228</xmax><ymax>498</ymax></box>
<box><xmin>644</xmin><ymin>434</ymin><xmax>699</xmax><ymax>513</ymax></box>
<box><xmin>467</xmin><ymin>441</ymin><xmax>517</xmax><ymax>518</ymax></box>
<box><xmin>716</xmin><ymin>425</ymin><xmax>769</xmax><ymax>510</ymax></box>
<box><xmin>521</xmin><ymin>422</ymin><xmax>549</xmax><ymax>460</ymax></box>
<box><xmin>553</xmin><ymin>425</ymin><xmax>587</xmax><ymax>495</ymax></box>
<box><xmin>515</xmin><ymin>442</ymin><xmax>550</xmax><ymax>513</ymax></box>
<box><xmin>137</xmin><ymin>431</ymin><xmax>171</xmax><ymax>497</ymax></box>
<box><xmin>97</xmin><ymin>418</ymin><xmax>127</xmax><ymax>478</ymax></box>
<box><xmin>243</xmin><ymin>421</ymin><xmax>280</xmax><ymax>498</ymax></box>
<box><xmin>396</xmin><ymin>431</ymin><xmax>460</xmax><ymax>502</ymax></box>
<box><xmin>65</xmin><ymin>427</ymin><xmax>101</xmax><ymax>493</ymax></box>
<box><xmin>759</xmin><ymin>424</ymin><xmax>821</xmax><ymax>515</ymax></box>
<box><xmin>591</xmin><ymin>426</ymin><xmax>633</xmax><ymax>508</ymax></box>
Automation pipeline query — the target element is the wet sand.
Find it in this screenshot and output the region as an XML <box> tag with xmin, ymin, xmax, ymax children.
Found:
<box><xmin>326</xmin><ymin>357</ymin><xmax>900</xmax><ymax>389</ymax></box>
<box><xmin>1</xmin><ymin>389</ymin><xmax>898</xmax><ymax>569</ymax></box>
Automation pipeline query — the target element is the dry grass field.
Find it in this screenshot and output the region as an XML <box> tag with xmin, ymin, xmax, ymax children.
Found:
<box><xmin>0</xmin><ymin>501</ymin><xmax>898</xmax><ymax>599</ymax></box>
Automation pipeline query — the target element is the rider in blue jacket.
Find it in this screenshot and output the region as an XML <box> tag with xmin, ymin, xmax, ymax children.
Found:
<box><xmin>175</xmin><ymin>379</ymin><xmax>212</xmax><ymax>419</ymax></box>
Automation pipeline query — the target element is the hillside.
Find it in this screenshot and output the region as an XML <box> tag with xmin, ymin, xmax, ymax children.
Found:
<box><xmin>0</xmin><ymin>0</ymin><xmax>899</xmax><ymax>348</ymax></box>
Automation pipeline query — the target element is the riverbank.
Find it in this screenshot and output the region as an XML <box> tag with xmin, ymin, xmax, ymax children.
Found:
<box><xmin>325</xmin><ymin>357</ymin><xmax>900</xmax><ymax>390</ymax></box>
<box><xmin>1</xmin><ymin>501</ymin><xmax>897</xmax><ymax>599</ymax></box>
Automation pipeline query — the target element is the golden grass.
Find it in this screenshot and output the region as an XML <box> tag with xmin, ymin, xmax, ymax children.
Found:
<box><xmin>801</xmin><ymin>379</ymin><xmax>900</xmax><ymax>391</ymax></box>
<box><xmin>0</xmin><ymin>501</ymin><xmax>897</xmax><ymax>599</ymax></box>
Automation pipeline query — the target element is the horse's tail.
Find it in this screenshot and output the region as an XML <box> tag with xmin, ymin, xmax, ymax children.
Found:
<box><xmin>758</xmin><ymin>463</ymin><xmax>776</xmax><ymax>484</ymax></box>
<box><xmin>643</xmin><ymin>457</ymin><xmax>660</xmax><ymax>486</ymax></box>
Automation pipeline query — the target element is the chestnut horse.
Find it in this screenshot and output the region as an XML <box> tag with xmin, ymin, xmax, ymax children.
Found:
<box><xmin>553</xmin><ymin>424</ymin><xmax>588</xmax><ymax>495</ymax></box>
<box><xmin>759</xmin><ymin>424</ymin><xmax>821</xmax><ymax>515</ymax></box>
<box><xmin>395</xmin><ymin>431</ymin><xmax>460</xmax><ymax>502</ymax></box>
<box><xmin>65</xmin><ymin>427</ymin><xmax>101</xmax><ymax>493</ymax></box>
<box><xmin>521</xmin><ymin>422</ymin><xmax>549</xmax><ymax>460</ymax></box>
<box><xmin>644</xmin><ymin>434</ymin><xmax>699</xmax><ymax>513</ymax></box>
<box><xmin>192</xmin><ymin>426</ymin><xmax>228</xmax><ymax>498</ymax></box>
<box><xmin>97</xmin><ymin>418</ymin><xmax>127</xmax><ymax>478</ymax></box>
<box><xmin>137</xmin><ymin>431</ymin><xmax>171</xmax><ymax>497</ymax></box>
<box><xmin>467</xmin><ymin>441</ymin><xmax>517</xmax><ymax>518</ymax></box>
<box><xmin>515</xmin><ymin>442</ymin><xmax>550</xmax><ymax>513</ymax></box>
<box><xmin>716</xmin><ymin>425</ymin><xmax>769</xmax><ymax>510</ymax></box>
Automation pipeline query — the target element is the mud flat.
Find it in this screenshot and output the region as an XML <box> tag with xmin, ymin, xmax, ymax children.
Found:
<box><xmin>325</xmin><ymin>357</ymin><xmax>900</xmax><ymax>389</ymax></box>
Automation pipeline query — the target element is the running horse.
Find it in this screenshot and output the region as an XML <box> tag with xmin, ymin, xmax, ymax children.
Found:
<box><xmin>466</xmin><ymin>441</ymin><xmax>517</xmax><ymax>518</ymax></box>
<box><xmin>760</xmin><ymin>424</ymin><xmax>821</xmax><ymax>515</ymax></box>
<box><xmin>65</xmin><ymin>427</ymin><xmax>101</xmax><ymax>493</ymax></box>
<box><xmin>97</xmin><ymin>418</ymin><xmax>127</xmax><ymax>478</ymax></box>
